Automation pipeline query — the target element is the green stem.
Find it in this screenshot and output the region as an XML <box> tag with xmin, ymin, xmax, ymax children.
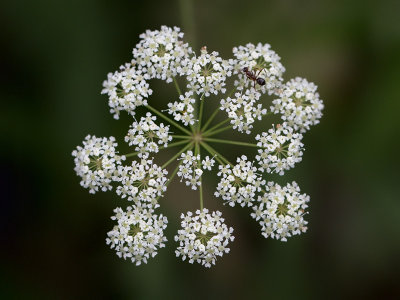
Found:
<box><xmin>147</xmin><ymin>104</ymin><xmax>192</xmax><ymax>135</ymax></box>
<box><xmin>203</xmin><ymin>124</ymin><xmax>233</xmax><ymax>137</ymax></box>
<box><xmin>172</xmin><ymin>76</ymin><xmax>182</xmax><ymax>95</ymax></box>
<box><xmin>201</xmin><ymin>106</ymin><xmax>220</xmax><ymax>132</ymax></box>
<box><xmin>162</xmin><ymin>142</ymin><xmax>193</xmax><ymax>168</ymax></box>
<box><xmin>178</xmin><ymin>0</ymin><xmax>196</xmax><ymax>50</ymax></box>
<box><xmin>226</xmin><ymin>86</ymin><xmax>237</xmax><ymax>98</ymax></box>
<box><xmin>200</xmin><ymin>142</ymin><xmax>232</xmax><ymax>166</ymax></box>
<box><xmin>167</xmin><ymin>140</ymin><xmax>191</xmax><ymax>148</ymax></box>
<box><xmin>172</xmin><ymin>135</ymin><xmax>191</xmax><ymax>139</ymax></box>
<box><xmin>203</xmin><ymin>138</ymin><xmax>259</xmax><ymax>148</ymax></box>
<box><xmin>199</xmin><ymin>180</ymin><xmax>203</xmax><ymax>210</ymax></box>
<box><xmin>166</xmin><ymin>162</ymin><xmax>182</xmax><ymax>188</ymax></box>
<box><xmin>201</xmin><ymin>87</ymin><xmax>236</xmax><ymax>132</ymax></box>
<box><xmin>124</xmin><ymin>151</ymin><xmax>140</xmax><ymax>158</ymax></box>
<box><xmin>197</xmin><ymin>94</ymin><xmax>205</xmax><ymax>130</ymax></box>
<box><xmin>197</xmin><ymin>143</ymin><xmax>204</xmax><ymax>210</ymax></box>
<box><xmin>203</xmin><ymin>118</ymin><xmax>230</xmax><ymax>136</ymax></box>
<box><xmin>200</xmin><ymin>142</ymin><xmax>224</xmax><ymax>165</ymax></box>
<box><xmin>155</xmin><ymin>160</ymin><xmax>183</xmax><ymax>202</ymax></box>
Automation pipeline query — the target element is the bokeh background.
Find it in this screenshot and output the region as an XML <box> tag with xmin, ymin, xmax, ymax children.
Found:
<box><xmin>1</xmin><ymin>0</ymin><xmax>400</xmax><ymax>299</ymax></box>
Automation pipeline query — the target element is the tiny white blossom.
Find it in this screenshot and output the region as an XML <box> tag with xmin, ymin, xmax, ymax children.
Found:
<box><xmin>174</xmin><ymin>209</ymin><xmax>234</xmax><ymax>268</ymax></box>
<box><xmin>106</xmin><ymin>206</ymin><xmax>168</xmax><ymax>265</ymax></box>
<box><xmin>202</xmin><ymin>156</ymin><xmax>215</xmax><ymax>171</ymax></box>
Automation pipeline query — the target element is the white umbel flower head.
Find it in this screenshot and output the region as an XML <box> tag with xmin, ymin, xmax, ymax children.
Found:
<box><xmin>215</xmin><ymin>155</ymin><xmax>265</xmax><ymax>207</ymax></box>
<box><xmin>114</xmin><ymin>159</ymin><xmax>168</xmax><ymax>208</ymax></box>
<box><xmin>185</xmin><ymin>47</ymin><xmax>233</xmax><ymax>96</ymax></box>
<box><xmin>101</xmin><ymin>61</ymin><xmax>152</xmax><ymax>119</ymax></box>
<box><xmin>166</xmin><ymin>91</ymin><xmax>196</xmax><ymax>126</ymax></box>
<box><xmin>72</xmin><ymin>135</ymin><xmax>125</xmax><ymax>194</ymax></box>
<box><xmin>255</xmin><ymin>123</ymin><xmax>304</xmax><ymax>175</ymax></box>
<box><xmin>177</xmin><ymin>150</ymin><xmax>213</xmax><ymax>190</ymax></box>
<box><xmin>174</xmin><ymin>209</ymin><xmax>234</xmax><ymax>268</ymax></box>
<box><xmin>251</xmin><ymin>181</ymin><xmax>309</xmax><ymax>242</ymax></box>
<box><xmin>106</xmin><ymin>206</ymin><xmax>168</xmax><ymax>266</ymax></box>
<box><xmin>220</xmin><ymin>89</ymin><xmax>267</xmax><ymax>134</ymax></box>
<box><xmin>125</xmin><ymin>112</ymin><xmax>172</xmax><ymax>158</ymax></box>
<box><xmin>271</xmin><ymin>77</ymin><xmax>324</xmax><ymax>133</ymax></box>
<box><xmin>232</xmin><ymin>43</ymin><xmax>285</xmax><ymax>95</ymax></box>
<box><xmin>133</xmin><ymin>26</ymin><xmax>193</xmax><ymax>82</ymax></box>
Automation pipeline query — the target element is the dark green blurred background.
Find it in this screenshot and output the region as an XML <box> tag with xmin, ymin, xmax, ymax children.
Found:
<box><xmin>1</xmin><ymin>0</ymin><xmax>400</xmax><ymax>299</ymax></box>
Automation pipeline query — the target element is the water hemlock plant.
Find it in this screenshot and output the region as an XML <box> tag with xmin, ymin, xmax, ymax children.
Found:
<box><xmin>72</xmin><ymin>26</ymin><xmax>324</xmax><ymax>268</ymax></box>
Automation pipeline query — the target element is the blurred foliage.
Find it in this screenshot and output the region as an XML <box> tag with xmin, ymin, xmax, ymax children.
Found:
<box><xmin>1</xmin><ymin>0</ymin><xmax>400</xmax><ymax>299</ymax></box>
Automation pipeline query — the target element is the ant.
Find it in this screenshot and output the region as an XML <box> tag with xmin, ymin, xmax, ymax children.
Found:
<box><xmin>242</xmin><ymin>67</ymin><xmax>266</xmax><ymax>87</ymax></box>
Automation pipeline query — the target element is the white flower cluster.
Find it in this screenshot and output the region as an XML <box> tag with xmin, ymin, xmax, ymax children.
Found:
<box><xmin>133</xmin><ymin>26</ymin><xmax>192</xmax><ymax>82</ymax></box>
<box><xmin>215</xmin><ymin>155</ymin><xmax>265</xmax><ymax>207</ymax></box>
<box><xmin>125</xmin><ymin>112</ymin><xmax>172</xmax><ymax>158</ymax></box>
<box><xmin>175</xmin><ymin>209</ymin><xmax>234</xmax><ymax>268</ymax></box>
<box><xmin>114</xmin><ymin>159</ymin><xmax>168</xmax><ymax>209</ymax></box>
<box><xmin>220</xmin><ymin>89</ymin><xmax>267</xmax><ymax>134</ymax></box>
<box><xmin>271</xmin><ymin>77</ymin><xmax>324</xmax><ymax>133</ymax></box>
<box><xmin>166</xmin><ymin>91</ymin><xmax>196</xmax><ymax>126</ymax></box>
<box><xmin>233</xmin><ymin>43</ymin><xmax>285</xmax><ymax>95</ymax></box>
<box><xmin>73</xmin><ymin>25</ymin><xmax>324</xmax><ymax>267</ymax></box>
<box><xmin>177</xmin><ymin>151</ymin><xmax>215</xmax><ymax>190</ymax></box>
<box><xmin>255</xmin><ymin>123</ymin><xmax>304</xmax><ymax>175</ymax></box>
<box><xmin>185</xmin><ymin>47</ymin><xmax>233</xmax><ymax>96</ymax></box>
<box><xmin>251</xmin><ymin>182</ymin><xmax>309</xmax><ymax>242</ymax></box>
<box><xmin>72</xmin><ymin>135</ymin><xmax>125</xmax><ymax>194</ymax></box>
<box><xmin>101</xmin><ymin>62</ymin><xmax>152</xmax><ymax>119</ymax></box>
<box><xmin>106</xmin><ymin>206</ymin><xmax>168</xmax><ymax>265</ymax></box>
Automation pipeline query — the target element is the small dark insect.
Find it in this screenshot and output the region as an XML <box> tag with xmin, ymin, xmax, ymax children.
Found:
<box><xmin>242</xmin><ymin>67</ymin><xmax>266</xmax><ymax>87</ymax></box>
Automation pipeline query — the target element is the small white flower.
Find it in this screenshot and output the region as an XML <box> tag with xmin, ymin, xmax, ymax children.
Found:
<box><xmin>177</xmin><ymin>150</ymin><xmax>202</xmax><ymax>190</ymax></box>
<box><xmin>174</xmin><ymin>209</ymin><xmax>234</xmax><ymax>268</ymax></box>
<box><xmin>72</xmin><ymin>135</ymin><xmax>125</xmax><ymax>194</ymax></box>
<box><xmin>106</xmin><ymin>206</ymin><xmax>168</xmax><ymax>265</ymax></box>
<box><xmin>202</xmin><ymin>156</ymin><xmax>215</xmax><ymax>171</ymax></box>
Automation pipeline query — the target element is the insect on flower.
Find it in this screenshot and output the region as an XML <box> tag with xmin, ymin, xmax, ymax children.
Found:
<box><xmin>242</xmin><ymin>67</ymin><xmax>266</xmax><ymax>87</ymax></box>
